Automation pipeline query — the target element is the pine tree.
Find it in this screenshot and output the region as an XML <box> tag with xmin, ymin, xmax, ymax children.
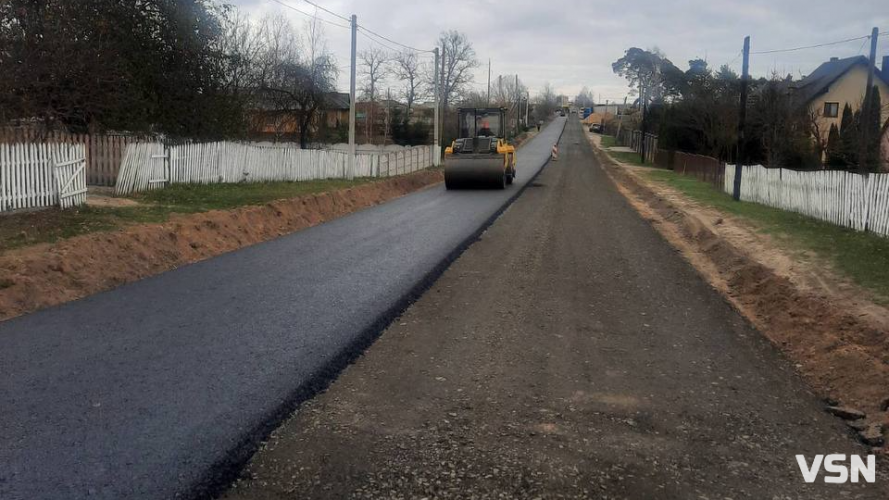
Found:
<box><xmin>861</xmin><ymin>87</ymin><xmax>882</xmax><ymax>172</ymax></box>
<box><xmin>825</xmin><ymin>123</ymin><xmax>844</xmax><ymax>167</ymax></box>
<box><xmin>839</xmin><ymin>103</ymin><xmax>858</xmax><ymax>168</ymax></box>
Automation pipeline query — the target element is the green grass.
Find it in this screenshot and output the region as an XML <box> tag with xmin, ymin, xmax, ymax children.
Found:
<box><xmin>600</xmin><ymin>135</ymin><xmax>617</xmax><ymax>149</ymax></box>
<box><xmin>0</xmin><ymin>178</ymin><xmax>375</xmax><ymax>252</ymax></box>
<box><xmin>607</xmin><ymin>150</ymin><xmax>654</xmax><ymax>167</ymax></box>
<box><xmin>133</xmin><ymin>178</ymin><xmax>369</xmax><ymax>212</ymax></box>
<box><xmin>643</xmin><ymin>169</ymin><xmax>889</xmax><ymax>301</ymax></box>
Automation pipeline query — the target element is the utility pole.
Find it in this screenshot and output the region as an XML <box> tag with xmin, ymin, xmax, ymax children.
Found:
<box><xmin>860</xmin><ymin>27</ymin><xmax>879</xmax><ymax>173</ymax></box>
<box><xmin>347</xmin><ymin>14</ymin><xmax>357</xmax><ymax>179</ymax></box>
<box><xmin>602</xmin><ymin>99</ymin><xmax>608</xmax><ymax>130</ymax></box>
<box><xmin>639</xmin><ymin>82</ymin><xmax>646</xmax><ymax>164</ymax></box>
<box><xmin>385</xmin><ymin>87</ymin><xmax>391</xmax><ymax>145</ymax></box>
<box><xmin>617</xmin><ymin>96</ymin><xmax>626</xmax><ymax>140</ymax></box>
<box><xmin>515</xmin><ymin>75</ymin><xmax>520</xmax><ymax>136</ymax></box>
<box><xmin>433</xmin><ymin>47</ymin><xmax>440</xmax><ymax>166</ymax></box>
<box><xmin>487</xmin><ymin>59</ymin><xmax>491</xmax><ymax>106</ymax></box>
<box><xmin>525</xmin><ymin>91</ymin><xmax>530</xmax><ymax>127</ymax></box>
<box><xmin>733</xmin><ymin>35</ymin><xmax>750</xmax><ymax>201</ymax></box>
<box><xmin>439</xmin><ymin>43</ymin><xmax>446</xmax><ymax>150</ymax></box>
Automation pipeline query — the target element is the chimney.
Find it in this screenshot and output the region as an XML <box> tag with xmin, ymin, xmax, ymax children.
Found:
<box><xmin>883</xmin><ymin>55</ymin><xmax>889</xmax><ymax>80</ymax></box>
<box><xmin>830</xmin><ymin>57</ymin><xmax>839</xmax><ymax>62</ymax></box>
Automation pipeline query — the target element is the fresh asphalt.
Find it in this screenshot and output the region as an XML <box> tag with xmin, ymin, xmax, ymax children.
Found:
<box><xmin>0</xmin><ymin>118</ymin><xmax>566</xmax><ymax>500</ymax></box>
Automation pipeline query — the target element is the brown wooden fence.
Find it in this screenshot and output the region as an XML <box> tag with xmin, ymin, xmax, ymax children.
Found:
<box><xmin>655</xmin><ymin>150</ymin><xmax>725</xmax><ymax>188</ymax></box>
<box><xmin>0</xmin><ymin>129</ymin><xmax>133</xmax><ymax>186</ymax></box>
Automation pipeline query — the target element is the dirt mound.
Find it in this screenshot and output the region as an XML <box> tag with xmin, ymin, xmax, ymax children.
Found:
<box><xmin>0</xmin><ymin>170</ymin><xmax>442</xmax><ymax>323</ymax></box>
<box><xmin>594</xmin><ymin>150</ymin><xmax>889</xmax><ymax>425</ymax></box>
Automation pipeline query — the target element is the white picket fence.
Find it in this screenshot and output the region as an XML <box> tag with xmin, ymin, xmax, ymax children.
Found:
<box><xmin>724</xmin><ymin>164</ymin><xmax>889</xmax><ymax>237</ymax></box>
<box><xmin>0</xmin><ymin>143</ymin><xmax>88</xmax><ymax>212</ymax></box>
<box><xmin>115</xmin><ymin>141</ymin><xmax>437</xmax><ymax>195</ymax></box>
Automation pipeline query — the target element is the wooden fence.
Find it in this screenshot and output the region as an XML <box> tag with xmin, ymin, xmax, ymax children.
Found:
<box><xmin>657</xmin><ymin>150</ymin><xmax>725</xmax><ymax>188</ymax></box>
<box><xmin>617</xmin><ymin>129</ymin><xmax>658</xmax><ymax>164</ymax></box>
<box><xmin>116</xmin><ymin>141</ymin><xmax>436</xmax><ymax>195</ymax></box>
<box><xmin>724</xmin><ymin>164</ymin><xmax>889</xmax><ymax>237</ymax></box>
<box><xmin>0</xmin><ymin>130</ymin><xmax>134</xmax><ymax>187</ymax></box>
<box><xmin>0</xmin><ymin>143</ymin><xmax>88</xmax><ymax>212</ymax></box>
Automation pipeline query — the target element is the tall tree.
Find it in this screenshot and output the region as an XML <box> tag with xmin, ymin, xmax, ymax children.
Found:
<box><xmin>575</xmin><ymin>87</ymin><xmax>594</xmax><ymax>108</ymax></box>
<box><xmin>391</xmin><ymin>51</ymin><xmax>426</xmax><ymax>124</ymax></box>
<box><xmin>435</xmin><ymin>30</ymin><xmax>478</xmax><ymax>143</ymax></box>
<box><xmin>437</xmin><ymin>30</ymin><xmax>478</xmax><ymax>109</ymax></box>
<box><xmin>0</xmin><ymin>0</ymin><xmax>245</xmax><ymax>138</ymax></box>
<box><xmin>825</xmin><ymin>123</ymin><xmax>844</xmax><ymax>167</ymax></box>
<box><xmin>534</xmin><ymin>82</ymin><xmax>559</xmax><ymax>119</ymax></box>
<box><xmin>359</xmin><ymin>47</ymin><xmax>389</xmax><ymax>141</ymax></box>
<box><xmin>253</xmin><ymin>14</ymin><xmax>337</xmax><ymax>147</ymax></box>
<box><xmin>860</xmin><ymin>86</ymin><xmax>882</xmax><ymax>173</ymax></box>
<box><xmin>839</xmin><ymin>103</ymin><xmax>858</xmax><ymax>168</ymax></box>
<box><xmin>612</xmin><ymin>47</ymin><xmax>680</xmax><ymax>105</ymax></box>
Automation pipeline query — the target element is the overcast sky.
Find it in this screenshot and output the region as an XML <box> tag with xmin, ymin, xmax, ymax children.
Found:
<box><xmin>231</xmin><ymin>0</ymin><xmax>889</xmax><ymax>103</ymax></box>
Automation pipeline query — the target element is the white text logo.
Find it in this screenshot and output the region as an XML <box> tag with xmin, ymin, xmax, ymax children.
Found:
<box><xmin>796</xmin><ymin>454</ymin><xmax>876</xmax><ymax>483</ymax></box>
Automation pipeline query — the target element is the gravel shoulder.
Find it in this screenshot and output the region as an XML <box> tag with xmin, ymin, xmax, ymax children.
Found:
<box><xmin>223</xmin><ymin>119</ymin><xmax>886</xmax><ymax>499</ymax></box>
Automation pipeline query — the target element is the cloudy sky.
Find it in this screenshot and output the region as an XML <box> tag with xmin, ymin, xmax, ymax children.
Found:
<box><xmin>231</xmin><ymin>0</ymin><xmax>889</xmax><ymax>102</ymax></box>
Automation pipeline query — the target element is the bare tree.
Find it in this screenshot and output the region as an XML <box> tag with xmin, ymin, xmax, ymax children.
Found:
<box><xmin>491</xmin><ymin>74</ymin><xmax>528</xmax><ymax>135</ymax></box>
<box><xmin>575</xmin><ymin>87</ymin><xmax>594</xmax><ymax>108</ymax></box>
<box><xmin>391</xmin><ymin>50</ymin><xmax>427</xmax><ymax>123</ymax></box>
<box><xmin>534</xmin><ymin>82</ymin><xmax>559</xmax><ymax>119</ymax></box>
<box><xmin>433</xmin><ymin>30</ymin><xmax>478</xmax><ymax>143</ymax></box>
<box><xmin>436</xmin><ymin>30</ymin><xmax>478</xmax><ymax>108</ymax></box>
<box><xmin>359</xmin><ymin>47</ymin><xmax>389</xmax><ymax>141</ymax></box>
<box><xmin>460</xmin><ymin>91</ymin><xmax>489</xmax><ymax>108</ymax></box>
<box><xmin>254</xmin><ymin>14</ymin><xmax>337</xmax><ymax>147</ymax></box>
<box><xmin>217</xmin><ymin>9</ymin><xmax>262</xmax><ymax>93</ymax></box>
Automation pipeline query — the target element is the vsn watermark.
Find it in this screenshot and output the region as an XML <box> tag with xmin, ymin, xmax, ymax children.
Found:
<box><xmin>796</xmin><ymin>455</ymin><xmax>876</xmax><ymax>483</ymax></box>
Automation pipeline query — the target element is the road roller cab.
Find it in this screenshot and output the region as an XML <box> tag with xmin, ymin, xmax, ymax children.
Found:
<box><xmin>444</xmin><ymin>108</ymin><xmax>517</xmax><ymax>190</ymax></box>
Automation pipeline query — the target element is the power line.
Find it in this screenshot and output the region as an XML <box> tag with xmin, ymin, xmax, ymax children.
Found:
<box><xmin>267</xmin><ymin>0</ymin><xmax>349</xmax><ymax>29</ymax></box>
<box><xmin>856</xmin><ymin>36</ymin><xmax>870</xmax><ymax>55</ymax></box>
<box><xmin>723</xmin><ymin>49</ymin><xmax>743</xmax><ymax>69</ymax></box>
<box><xmin>300</xmin><ymin>0</ymin><xmax>350</xmax><ymax>23</ymax></box>
<box><xmin>752</xmin><ymin>31</ymin><xmax>888</xmax><ymax>55</ymax></box>
<box><xmin>357</xmin><ymin>25</ymin><xmax>434</xmax><ymax>54</ymax></box>
<box><xmin>275</xmin><ymin>0</ymin><xmax>433</xmax><ymax>54</ymax></box>
<box><xmin>357</xmin><ymin>29</ymin><xmax>400</xmax><ymax>54</ymax></box>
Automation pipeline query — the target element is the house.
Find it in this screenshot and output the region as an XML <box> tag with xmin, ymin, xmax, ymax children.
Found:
<box><xmin>792</xmin><ymin>55</ymin><xmax>889</xmax><ymax>147</ymax></box>
<box><xmin>250</xmin><ymin>91</ymin><xmax>350</xmax><ymax>140</ymax></box>
<box><xmin>322</xmin><ymin>92</ymin><xmax>350</xmax><ymax>129</ymax></box>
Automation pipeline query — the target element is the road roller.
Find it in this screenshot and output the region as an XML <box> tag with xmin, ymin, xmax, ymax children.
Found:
<box><xmin>444</xmin><ymin>107</ymin><xmax>516</xmax><ymax>189</ymax></box>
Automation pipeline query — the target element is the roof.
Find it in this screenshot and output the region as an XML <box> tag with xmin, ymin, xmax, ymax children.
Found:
<box><xmin>791</xmin><ymin>55</ymin><xmax>889</xmax><ymax>104</ymax></box>
<box><xmin>250</xmin><ymin>90</ymin><xmax>350</xmax><ymax>112</ymax></box>
<box><xmin>323</xmin><ymin>92</ymin><xmax>350</xmax><ymax>110</ymax></box>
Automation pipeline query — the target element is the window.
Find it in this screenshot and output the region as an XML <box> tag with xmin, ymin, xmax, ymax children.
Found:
<box><xmin>823</xmin><ymin>102</ymin><xmax>839</xmax><ymax>118</ymax></box>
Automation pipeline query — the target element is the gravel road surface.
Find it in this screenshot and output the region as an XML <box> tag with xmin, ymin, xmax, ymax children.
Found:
<box><xmin>223</xmin><ymin>119</ymin><xmax>886</xmax><ymax>499</ymax></box>
<box><xmin>0</xmin><ymin>119</ymin><xmax>565</xmax><ymax>500</ymax></box>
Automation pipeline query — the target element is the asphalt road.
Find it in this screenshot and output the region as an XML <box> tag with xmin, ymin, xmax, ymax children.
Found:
<box><xmin>223</xmin><ymin>119</ymin><xmax>886</xmax><ymax>499</ymax></box>
<box><xmin>0</xmin><ymin>117</ymin><xmax>566</xmax><ymax>500</ymax></box>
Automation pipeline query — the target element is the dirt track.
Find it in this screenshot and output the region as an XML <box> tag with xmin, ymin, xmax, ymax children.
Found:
<box><xmin>224</xmin><ymin>119</ymin><xmax>885</xmax><ymax>499</ymax></box>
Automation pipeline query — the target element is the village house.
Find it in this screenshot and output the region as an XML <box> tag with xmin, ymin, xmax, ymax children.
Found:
<box><xmin>791</xmin><ymin>55</ymin><xmax>889</xmax><ymax>161</ymax></box>
<box><xmin>250</xmin><ymin>91</ymin><xmax>350</xmax><ymax>142</ymax></box>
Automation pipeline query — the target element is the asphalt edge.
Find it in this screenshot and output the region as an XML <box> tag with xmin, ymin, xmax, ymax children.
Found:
<box><xmin>191</xmin><ymin>118</ymin><xmax>568</xmax><ymax>500</ymax></box>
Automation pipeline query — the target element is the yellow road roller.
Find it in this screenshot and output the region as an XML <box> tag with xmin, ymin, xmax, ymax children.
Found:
<box><xmin>444</xmin><ymin>108</ymin><xmax>516</xmax><ymax>189</ymax></box>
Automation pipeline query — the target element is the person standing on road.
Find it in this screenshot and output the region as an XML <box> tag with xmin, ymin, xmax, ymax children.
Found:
<box><xmin>537</xmin><ymin>120</ymin><xmax>542</xmax><ymax>132</ymax></box>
